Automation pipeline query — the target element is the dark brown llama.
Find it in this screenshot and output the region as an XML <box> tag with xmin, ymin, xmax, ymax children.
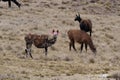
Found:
<box><xmin>67</xmin><ymin>29</ymin><xmax>96</xmax><ymax>54</ymax></box>
<box><xmin>24</xmin><ymin>30</ymin><xmax>59</xmax><ymax>58</ymax></box>
<box><xmin>74</xmin><ymin>13</ymin><xmax>92</xmax><ymax>36</ymax></box>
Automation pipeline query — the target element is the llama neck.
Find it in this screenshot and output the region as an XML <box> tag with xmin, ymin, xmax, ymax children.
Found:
<box><xmin>88</xmin><ymin>39</ymin><xmax>96</xmax><ymax>54</ymax></box>
<box><xmin>47</xmin><ymin>36</ymin><xmax>57</xmax><ymax>46</ymax></box>
<box><xmin>79</xmin><ymin>18</ymin><xmax>82</xmax><ymax>23</ymax></box>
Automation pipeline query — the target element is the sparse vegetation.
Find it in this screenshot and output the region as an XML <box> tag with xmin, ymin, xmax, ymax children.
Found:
<box><xmin>0</xmin><ymin>0</ymin><xmax>120</xmax><ymax>80</ymax></box>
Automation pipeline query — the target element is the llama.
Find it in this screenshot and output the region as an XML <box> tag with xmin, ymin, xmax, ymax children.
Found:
<box><xmin>24</xmin><ymin>30</ymin><xmax>59</xmax><ymax>58</ymax></box>
<box><xmin>67</xmin><ymin>29</ymin><xmax>96</xmax><ymax>54</ymax></box>
<box><xmin>74</xmin><ymin>13</ymin><xmax>92</xmax><ymax>36</ymax></box>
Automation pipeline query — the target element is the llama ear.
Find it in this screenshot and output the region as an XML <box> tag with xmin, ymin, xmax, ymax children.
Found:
<box><xmin>57</xmin><ymin>30</ymin><xmax>59</xmax><ymax>33</ymax></box>
<box><xmin>52</xmin><ymin>29</ymin><xmax>55</xmax><ymax>33</ymax></box>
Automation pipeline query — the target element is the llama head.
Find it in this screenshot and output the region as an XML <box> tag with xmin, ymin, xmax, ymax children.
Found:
<box><xmin>74</xmin><ymin>13</ymin><xmax>82</xmax><ymax>22</ymax></box>
<box><xmin>52</xmin><ymin>29</ymin><xmax>59</xmax><ymax>39</ymax></box>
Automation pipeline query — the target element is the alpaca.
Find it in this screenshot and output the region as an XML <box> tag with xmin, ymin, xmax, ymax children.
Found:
<box><xmin>24</xmin><ymin>30</ymin><xmax>59</xmax><ymax>58</ymax></box>
<box><xmin>74</xmin><ymin>13</ymin><xmax>92</xmax><ymax>36</ymax></box>
<box><xmin>67</xmin><ymin>29</ymin><xmax>96</xmax><ymax>54</ymax></box>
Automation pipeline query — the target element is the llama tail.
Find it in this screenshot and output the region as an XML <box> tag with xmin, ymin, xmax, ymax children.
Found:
<box><xmin>88</xmin><ymin>39</ymin><xmax>97</xmax><ymax>54</ymax></box>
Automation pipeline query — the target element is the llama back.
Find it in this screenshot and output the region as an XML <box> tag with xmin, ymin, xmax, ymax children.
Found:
<box><xmin>80</xmin><ymin>20</ymin><xmax>92</xmax><ymax>32</ymax></box>
<box><xmin>87</xmin><ymin>19</ymin><xmax>92</xmax><ymax>32</ymax></box>
<box><xmin>33</xmin><ymin>35</ymin><xmax>48</xmax><ymax>48</ymax></box>
<box><xmin>68</xmin><ymin>29</ymin><xmax>81</xmax><ymax>39</ymax></box>
<box><xmin>34</xmin><ymin>33</ymin><xmax>58</xmax><ymax>48</ymax></box>
<box><xmin>67</xmin><ymin>29</ymin><xmax>86</xmax><ymax>43</ymax></box>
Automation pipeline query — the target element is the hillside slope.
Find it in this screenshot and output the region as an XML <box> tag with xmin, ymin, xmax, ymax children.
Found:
<box><xmin>0</xmin><ymin>0</ymin><xmax>120</xmax><ymax>80</ymax></box>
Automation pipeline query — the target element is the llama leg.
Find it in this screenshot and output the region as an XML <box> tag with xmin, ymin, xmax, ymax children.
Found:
<box><xmin>25</xmin><ymin>43</ymin><xmax>33</xmax><ymax>58</ymax></box>
<box><xmin>25</xmin><ymin>43</ymin><xmax>29</xmax><ymax>58</ymax></box>
<box><xmin>80</xmin><ymin>43</ymin><xmax>83</xmax><ymax>53</ymax></box>
<box><xmin>11</xmin><ymin>0</ymin><xmax>21</xmax><ymax>8</ymax></box>
<box><xmin>69</xmin><ymin>42</ymin><xmax>72</xmax><ymax>51</ymax></box>
<box><xmin>45</xmin><ymin>47</ymin><xmax>48</xmax><ymax>56</ymax></box>
<box><xmin>85</xmin><ymin>43</ymin><xmax>87</xmax><ymax>52</ymax></box>
<box><xmin>25</xmin><ymin>49</ymin><xmax>28</xmax><ymax>58</ymax></box>
<box><xmin>116</xmin><ymin>78</ymin><xmax>119</xmax><ymax>80</ymax></box>
<box><xmin>25</xmin><ymin>48</ymin><xmax>33</xmax><ymax>58</ymax></box>
<box><xmin>90</xmin><ymin>30</ymin><xmax>92</xmax><ymax>36</ymax></box>
<box><xmin>44</xmin><ymin>39</ymin><xmax>48</xmax><ymax>56</ymax></box>
<box><xmin>29</xmin><ymin>49</ymin><xmax>33</xmax><ymax>59</ymax></box>
<box><xmin>8</xmin><ymin>0</ymin><xmax>11</xmax><ymax>7</ymax></box>
<box><xmin>72</xmin><ymin>41</ymin><xmax>76</xmax><ymax>51</ymax></box>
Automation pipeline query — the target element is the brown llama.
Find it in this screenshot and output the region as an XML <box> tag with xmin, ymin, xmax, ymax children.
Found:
<box><xmin>74</xmin><ymin>13</ymin><xmax>92</xmax><ymax>36</ymax></box>
<box><xmin>67</xmin><ymin>29</ymin><xmax>96</xmax><ymax>54</ymax></box>
<box><xmin>24</xmin><ymin>30</ymin><xmax>59</xmax><ymax>58</ymax></box>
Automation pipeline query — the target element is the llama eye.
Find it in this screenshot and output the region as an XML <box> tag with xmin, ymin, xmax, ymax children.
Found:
<box><xmin>52</xmin><ymin>29</ymin><xmax>55</xmax><ymax>33</ymax></box>
<box><xmin>57</xmin><ymin>30</ymin><xmax>59</xmax><ymax>33</ymax></box>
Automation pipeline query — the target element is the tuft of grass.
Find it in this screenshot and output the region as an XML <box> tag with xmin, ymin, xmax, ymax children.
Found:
<box><xmin>50</xmin><ymin>46</ymin><xmax>58</xmax><ymax>51</ymax></box>
<box><xmin>22</xmin><ymin>0</ymin><xmax>29</xmax><ymax>2</ymax></box>
<box><xmin>105</xmin><ymin>33</ymin><xmax>114</xmax><ymax>40</ymax></box>
<box><xmin>62</xmin><ymin>1</ymin><xmax>70</xmax><ymax>4</ymax></box>
<box><xmin>89</xmin><ymin>58</ymin><xmax>95</xmax><ymax>63</ymax></box>
<box><xmin>63</xmin><ymin>56</ymin><xmax>73</xmax><ymax>61</ymax></box>
<box><xmin>104</xmin><ymin>67</ymin><xmax>110</xmax><ymax>72</ymax></box>
<box><xmin>58</xmin><ymin>6</ymin><xmax>66</xmax><ymax>10</ymax></box>
<box><xmin>33</xmin><ymin>26</ymin><xmax>38</xmax><ymax>30</ymax></box>
<box><xmin>0</xmin><ymin>12</ymin><xmax>3</xmax><ymax>16</ymax></box>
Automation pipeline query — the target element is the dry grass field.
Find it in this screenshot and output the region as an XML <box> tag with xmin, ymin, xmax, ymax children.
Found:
<box><xmin>0</xmin><ymin>0</ymin><xmax>120</xmax><ymax>80</ymax></box>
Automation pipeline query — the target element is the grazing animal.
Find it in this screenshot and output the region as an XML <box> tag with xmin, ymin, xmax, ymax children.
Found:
<box><xmin>74</xmin><ymin>13</ymin><xmax>92</xmax><ymax>36</ymax></box>
<box><xmin>24</xmin><ymin>30</ymin><xmax>59</xmax><ymax>58</ymax></box>
<box><xmin>1</xmin><ymin>0</ymin><xmax>21</xmax><ymax>8</ymax></box>
<box><xmin>67</xmin><ymin>29</ymin><xmax>96</xmax><ymax>54</ymax></box>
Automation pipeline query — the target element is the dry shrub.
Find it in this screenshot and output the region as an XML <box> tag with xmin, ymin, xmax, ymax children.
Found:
<box><xmin>63</xmin><ymin>56</ymin><xmax>73</xmax><ymax>61</ymax></box>
<box><xmin>22</xmin><ymin>0</ymin><xmax>30</xmax><ymax>2</ymax></box>
<box><xmin>62</xmin><ymin>20</ymin><xmax>74</xmax><ymax>26</ymax></box>
<box><xmin>105</xmin><ymin>33</ymin><xmax>114</xmax><ymax>40</ymax></box>
<box><xmin>32</xmin><ymin>26</ymin><xmax>38</xmax><ymax>30</ymax></box>
<box><xmin>89</xmin><ymin>58</ymin><xmax>95</xmax><ymax>63</ymax></box>
<box><xmin>104</xmin><ymin>67</ymin><xmax>110</xmax><ymax>72</ymax></box>
<box><xmin>50</xmin><ymin>46</ymin><xmax>58</xmax><ymax>51</ymax></box>
<box><xmin>0</xmin><ymin>74</ymin><xmax>16</xmax><ymax>80</ymax></box>
<box><xmin>0</xmin><ymin>46</ymin><xmax>3</xmax><ymax>51</ymax></box>
<box><xmin>6</xmin><ymin>45</ymin><xmax>12</xmax><ymax>51</ymax></box>
<box><xmin>44</xmin><ymin>3</ymin><xmax>51</xmax><ymax>8</ymax></box>
<box><xmin>58</xmin><ymin>6</ymin><xmax>66</xmax><ymax>10</ymax></box>
<box><xmin>0</xmin><ymin>35</ymin><xmax>3</xmax><ymax>39</ymax></box>
<box><xmin>0</xmin><ymin>12</ymin><xmax>3</xmax><ymax>16</ymax></box>
<box><xmin>21</xmin><ymin>70</ymin><xmax>28</xmax><ymax>75</ymax></box>
<box><xmin>50</xmin><ymin>2</ymin><xmax>59</xmax><ymax>6</ymax></box>
<box><xmin>90</xmin><ymin>0</ymin><xmax>97</xmax><ymax>3</ymax></box>
<box><xmin>62</xmin><ymin>1</ymin><xmax>70</xmax><ymax>4</ymax></box>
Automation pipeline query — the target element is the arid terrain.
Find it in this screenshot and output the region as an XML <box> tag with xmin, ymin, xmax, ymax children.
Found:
<box><xmin>0</xmin><ymin>0</ymin><xmax>120</xmax><ymax>80</ymax></box>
